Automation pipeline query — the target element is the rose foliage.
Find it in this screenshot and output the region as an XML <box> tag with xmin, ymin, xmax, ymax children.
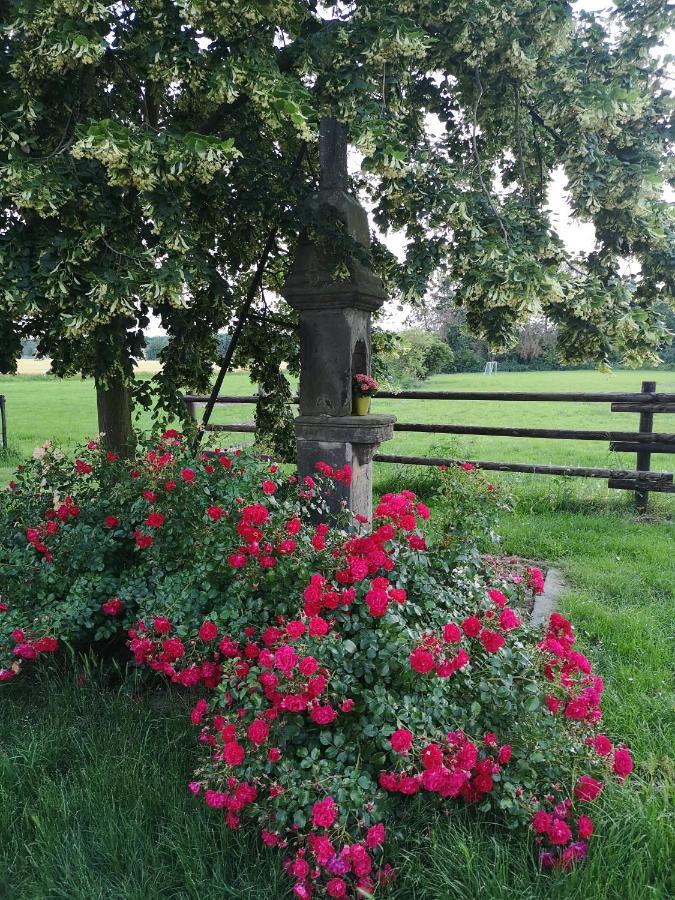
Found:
<box><xmin>0</xmin><ymin>434</ymin><xmax>633</xmax><ymax>897</ymax></box>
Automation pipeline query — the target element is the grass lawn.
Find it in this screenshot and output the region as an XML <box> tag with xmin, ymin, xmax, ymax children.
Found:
<box><xmin>1</xmin><ymin>369</ymin><xmax>673</xmax><ymax>898</ymax></box>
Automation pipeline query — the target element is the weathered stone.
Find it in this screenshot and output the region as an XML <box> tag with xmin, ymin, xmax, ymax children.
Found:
<box><xmin>531</xmin><ymin>568</ymin><xmax>564</xmax><ymax>627</ymax></box>
<box><xmin>295</xmin><ymin>421</ymin><xmax>394</xmax><ymax>523</ymax></box>
<box><xmin>319</xmin><ymin>118</ymin><xmax>348</xmax><ymax>192</ymax></box>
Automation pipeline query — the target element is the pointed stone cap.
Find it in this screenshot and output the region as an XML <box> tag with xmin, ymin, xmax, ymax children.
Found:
<box><xmin>283</xmin><ymin>118</ymin><xmax>386</xmax><ymax>312</ymax></box>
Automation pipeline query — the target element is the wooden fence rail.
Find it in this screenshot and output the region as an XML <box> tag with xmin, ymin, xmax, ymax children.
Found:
<box><xmin>184</xmin><ymin>380</ymin><xmax>675</xmax><ymax>511</ymax></box>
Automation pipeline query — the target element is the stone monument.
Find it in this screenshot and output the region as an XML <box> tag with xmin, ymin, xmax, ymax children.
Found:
<box><xmin>283</xmin><ymin>118</ymin><xmax>395</xmax><ymax>522</ymax></box>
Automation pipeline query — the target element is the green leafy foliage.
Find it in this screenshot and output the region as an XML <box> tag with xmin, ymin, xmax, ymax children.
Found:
<box><xmin>0</xmin><ymin>0</ymin><xmax>672</xmax><ymax>444</ymax></box>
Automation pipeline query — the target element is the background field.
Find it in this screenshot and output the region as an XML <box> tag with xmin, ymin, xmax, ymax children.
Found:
<box><xmin>2</xmin><ymin>368</ymin><xmax>674</xmax><ymax>493</ymax></box>
<box><xmin>1</xmin><ymin>369</ymin><xmax>673</xmax><ymax>899</ymax></box>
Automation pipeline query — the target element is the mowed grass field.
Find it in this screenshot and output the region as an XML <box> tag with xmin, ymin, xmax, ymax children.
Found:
<box><xmin>2</xmin><ymin>367</ymin><xmax>675</xmax><ymax>487</ymax></box>
<box><xmin>1</xmin><ymin>369</ymin><xmax>674</xmax><ymax>899</ymax></box>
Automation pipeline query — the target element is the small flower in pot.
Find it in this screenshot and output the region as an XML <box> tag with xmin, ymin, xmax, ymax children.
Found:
<box><xmin>352</xmin><ymin>374</ymin><xmax>379</xmax><ymax>416</ymax></box>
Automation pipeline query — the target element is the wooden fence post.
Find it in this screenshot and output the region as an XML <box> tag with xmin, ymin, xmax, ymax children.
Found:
<box><xmin>184</xmin><ymin>398</ymin><xmax>197</xmax><ymax>422</ymax></box>
<box><xmin>635</xmin><ymin>380</ymin><xmax>656</xmax><ymax>513</ymax></box>
<box><xmin>0</xmin><ymin>395</ymin><xmax>6</xmax><ymax>450</ymax></box>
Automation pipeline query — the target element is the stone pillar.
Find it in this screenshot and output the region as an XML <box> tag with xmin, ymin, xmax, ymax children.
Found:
<box><xmin>283</xmin><ymin>118</ymin><xmax>394</xmax><ymax>523</ymax></box>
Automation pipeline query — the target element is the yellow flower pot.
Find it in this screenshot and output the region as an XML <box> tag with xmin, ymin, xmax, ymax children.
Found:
<box><xmin>353</xmin><ymin>395</ymin><xmax>371</xmax><ymax>416</ymax></box>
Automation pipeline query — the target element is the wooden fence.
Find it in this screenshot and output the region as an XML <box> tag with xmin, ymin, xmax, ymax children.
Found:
<box><xmin>184</xmin><ymin>380</ymin><xmax>675</xmax><ymax>511</ymax></box>
<box><xmin>0</xmin><ymin>395</ymin><xmax>6</xmax><ymax>451</ymax></box>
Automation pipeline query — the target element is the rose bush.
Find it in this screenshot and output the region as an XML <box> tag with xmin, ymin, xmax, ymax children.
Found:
<box><xmin>0</xmin><ymin>433</ymin><xmax>633</xmax><ymax>897</ymax></box>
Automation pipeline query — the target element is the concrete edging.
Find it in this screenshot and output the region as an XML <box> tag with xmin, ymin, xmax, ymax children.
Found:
<box><xmin>530</xmin><ymin>567</ymin><xmax>565</xmax><ymax>627</ymax></box>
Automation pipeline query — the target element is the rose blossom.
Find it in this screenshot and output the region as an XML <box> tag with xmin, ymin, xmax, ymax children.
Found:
<box><xmin>390</xmin><ymin>729</ymin><xmax>413</xmax><ymax>753</ymax></box>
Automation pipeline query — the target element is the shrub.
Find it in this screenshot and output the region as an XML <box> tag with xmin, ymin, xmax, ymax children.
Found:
<box><xmin>376</xmin><ymin>329</ymin><xmax>454</xmax><ymax>386</ymax></box>
<box><xmin>0</xmin><ymin>435</ymin><xmax>633</xmax><ymax>897</ymax></box>
<box><xmin>432</xmin><ymin>460</ymin><xmax>511</xmax><ymax>549</ymax></box>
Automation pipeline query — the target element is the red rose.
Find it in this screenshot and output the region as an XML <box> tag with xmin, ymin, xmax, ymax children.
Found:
<box><xmin>574</xmin><ymin>776</ymin><xmax>603</xmax><ymax>802</ymax></box>
<box><xmin>180</xmin><ymin>468</ymin><xmax>195</xmax><ymax>482</ymax></box>
<box><xmin>564</xmin><ymin>697</ymin><xmax>587</xmax><ymax>720</ymax></box>
<box><xmin>548</xmin><ymin>817</ymin><xmax>572</xmax><ymax>845</ymax></box>
<box><xmin>227</xmin><ymin>553</ymin><xmax>247</xmax><ymax>569</ymax></box>
<box><xmin>33</xmin><ymin>636</ymin><xmax>58</xmax><ymax>653</ymax></box>
<box><xmin>531</xmin><ymin>810</ymin><xmax>552</xmax><ymax>833</ymax></box>
<box><xmin>577</xmin><ymin>815</ymin><xmax>594</xmax><ymax>839</ymax></box>
<box><xmin>479</xmin><ymin>629</ymin><xmax>505</xmax><ymax>653</ymax></box>
<box><xmin>442</xmin><ymin>623</ymin><xmax>462</xmax><ymax>643</ymax></box>
<box><xmin>207</xmin><ymin>505</ymin><xmax>223</xmax><ymax>521</ymax></box>
<box><xmin>152</xmin><ymin>616</ymin><xmax>172</xmax><ymax>634</ymax></box>
<box><xmin>487</xmin><ymin>588</ymin><xmax>508</xmax><ymax>607</ymax></box>
<box><xmin>613</xmin><ymin>747</ymin><xmax>633</xmax><ymax>780</ymax></box>
<box><xmin>462</xmin><ymin>616</ymin><xmax>481</xmax><ymax>637</ymax></box>
<box><xmin>366</xmin><ymin>589</ymin><xmax>389</xmax><ymax>617</ymax></box>
<box><xmin>409</xmin><ymin>647</ymin><xmax>435</xmax><ymax>674</ymax></box>
<box><xmin>223</xmin><ymin>742</ymin><xmax>245</xmax><ymax>766</ymax></box>
<box><xmin>498</xmin><ymin>744</ymin><xmax>512</xmax><ymax>764</ymax></box>
<box><xmin>281</xmin><ymin>622</ymin><xmax>302</xmax><ymax>643</ymax></box>
<box><xmin>133</xmin><ymin>531</ymin><xmax>153</xmax><ymax>549</ymax></box>
<box><xmin>310</xmin><ymin>704</ymin><xmax>337</xmax><ymax>725</ymax></box>
<box><xmin>299</xmin><ymin>656</ymin><xmax>318</xmax><ymax>676</ymax></box>
<box><xmin>101</xmin><ymin>598</ymin><xmax>124</xmax><ymax>616</ymax></box>
<box><xmin>104</xmin><ymin>515</ymin><xmax>119</xmax><ymax>529</ymax></box>
<box><xmin>499</xmin><ymin>608</ymin><xmax>520</xmax><ymax>631</ymax></box>
<box><xmin>198</xmin><ymin>621</ymin><xmax>218</xmax><ymax>642</ymax></box>
<box><xmin>326</xmin><ymin>878</ymin><xmax>347</xmax><ymax>898</ymax></box>
<box><xmin>247</xmin><ymin>719</ymin><xmax>269</xmax><ymax>745</ymax></box>
<box><xmin>146</xmin><ymin>511</ymin><xmax>165</xmax><ymax>528</ymax></box>
<box><xmin>311</xmin><ymin>797</ymin><xmax>337</xmax><ymax>828</ymax></box>
<box><xmin>593</xmin><ymin>734</ymin><xmax>612</xmax><ymax>756</ymax></box>
<box><xmin>390</xmin><ymin>728</ymin><xmax>413</xmax><ymax>753</ymax></box>
<box><xmin>161</xmin><ymin>637</ymin><xmax>184</xmax><ymax>661</ymax></box>
<box><xmin>309</xmin><ymin>616</ymin><xmax>329</xmax><ymax>637</ymax></box>
<box><xmin>261</xmin><ymin>480</ymin><xmax>276</xmax><ymax>495</ymax></box>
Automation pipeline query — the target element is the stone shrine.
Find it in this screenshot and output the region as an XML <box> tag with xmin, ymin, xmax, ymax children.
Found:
<box><xmin>283</xmin><ymin>119</ymin><xmax>395</xmax><ymax>521</ymax></box>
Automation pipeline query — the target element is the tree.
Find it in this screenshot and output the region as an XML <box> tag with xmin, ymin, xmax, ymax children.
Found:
<box><xmin>144</xmin><ymin>336</ymin><xmax>169</xmax><ymax>361</ymax></box>
<box><xmin>514</xmin><ymin>318</ymin><xmax>555</xmax><ymax>364</ymax></box>
<box><xmin>1</xmin><ymin>2</ymin><xmax>672</xmax><ymax>450</ymax></box>
<box><xmin>20</xmin><ymin>338</ymin><xmax>37</xmax><ymax>358</ymax></box>
<box><xmin>383</xmin><ymin>328</ymin><xmax>454</xmax><ymax>384</ymax></box>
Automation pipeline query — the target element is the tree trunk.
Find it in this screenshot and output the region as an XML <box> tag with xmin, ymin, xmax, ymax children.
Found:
<box><xmin>96</xmin><ymin>379</ymin><xmax>136</xmax><ymax>457</ymax></box>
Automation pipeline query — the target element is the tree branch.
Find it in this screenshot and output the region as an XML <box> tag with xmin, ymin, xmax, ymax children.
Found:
<box><xmin>471</xmin><ymin>67</ymin><xmax>509</xmax><ymax>242</ymax></box>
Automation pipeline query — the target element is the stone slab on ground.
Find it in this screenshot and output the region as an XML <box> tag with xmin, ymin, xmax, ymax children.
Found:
<box><xmin>531</xmin><ymin>567</ymin><xmax>565</xmax><ymax>627</ymax></box>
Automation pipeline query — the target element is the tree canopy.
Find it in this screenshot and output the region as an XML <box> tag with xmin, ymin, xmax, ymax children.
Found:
<box><xmin>1</xmin><ymin>1</ymin><xmax>673</xmax><ymax>446</ymax></box>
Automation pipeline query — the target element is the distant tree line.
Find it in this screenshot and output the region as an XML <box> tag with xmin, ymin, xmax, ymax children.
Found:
<box><xmin>144</xmin><ymin>332</ymin><xmax>231</xmax><ymax>361</ymax></box>
<box><xmin>19</xmin><ymin>334</ymin><xmax>233</xmax><ymax>363</ymax></box>
<box><xmin>373</xmin><ymin>286</ymin><xmax>675</xmax><ymax>385</ymax></box>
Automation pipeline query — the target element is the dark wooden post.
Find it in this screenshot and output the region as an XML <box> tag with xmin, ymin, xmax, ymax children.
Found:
<box><xmin>184</xmin><ymin>397</ymin><xmax>197</xmax><ymax>422</ymax></box>
<box><xmin>635</xmin><ymin>380</ymin><xmax>656</xmax><ymax>513</ymax></box>
<box><xmin>0</xmin><ymin>395</ymin><xmax>6</xmax><ymax>450</ymax></box>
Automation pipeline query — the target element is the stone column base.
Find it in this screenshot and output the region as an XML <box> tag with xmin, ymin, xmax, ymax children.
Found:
<box><xmin>294</xmin><ymin>415</ymin><xmax>395</xmax><ymax>523</ymax></box>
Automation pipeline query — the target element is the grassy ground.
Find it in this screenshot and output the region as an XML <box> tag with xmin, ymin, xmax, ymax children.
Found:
<box><xmin>1</xmin><ymin>369</ymin><xmax>673</xmax><ymax>898</ymax></box>
<box><xmin>2</xmin><ymin>368</ymin><xmax>674</xmax><ymax>489</ymax></box>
